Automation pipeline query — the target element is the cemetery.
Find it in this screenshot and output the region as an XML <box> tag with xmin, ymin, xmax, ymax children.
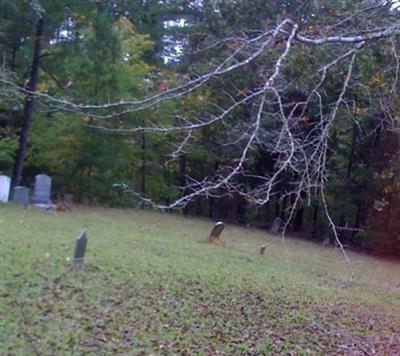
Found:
<box><xmin>2</xmin><ymin>1</ymin><xmax>400</xmax><ymax>354</ymax></box>
<box><xmin>1</xmin><ymin>203</ymin><xmax>399</xmax><ymax>354</ymax></box>
<box><xmin>1</xmin><ymin>172</ymin><xmax>400</xmax><ymax>354</ymax></box>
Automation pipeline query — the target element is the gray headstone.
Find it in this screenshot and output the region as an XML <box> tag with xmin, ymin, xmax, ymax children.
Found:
<box><xmin>208</xmin><ymin>221</ymin><xmax>225</xmax><ymax>242</ymax></box>
<box><xmin>73</xmin><ymin>231</ymin><xmax>87</xmax><ymax>266</ymax></box>
<box><xmin>31</xmin><ymin>174</ymin><xmax>52</xmax><ymax>205</ymax></box>
<box><xmin>270</xmin><ymin>217</ymin><xmax>282</xmax><ymax>235</ymax></box>
<box><xmin>0</xmin><ymin>175</ymin><xmax>11</xmax><ymax>202</ymax></box>
<box><xmin>11</xmin><ymin>186</ymin><xmax>30</xmax><ymax>205</ymax></box>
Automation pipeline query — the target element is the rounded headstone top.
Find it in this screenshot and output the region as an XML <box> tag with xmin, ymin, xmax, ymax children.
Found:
<box><xmin>35</xmin><ymin>174</ymin><xmax>51</xmax><ymax>181</ymax></box>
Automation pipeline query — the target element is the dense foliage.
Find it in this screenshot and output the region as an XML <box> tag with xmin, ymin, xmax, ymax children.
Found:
<box><xmin>1</xmin><ymin>0</ymin><xmax>400</xmax><ymax>256</ymax></box>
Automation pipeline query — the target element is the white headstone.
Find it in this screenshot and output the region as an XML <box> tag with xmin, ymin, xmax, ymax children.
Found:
<box><xmin>31</xmin><ymin>174</ymin><xmax>52</xmax><ymax>205</ymax></box>
<box><xmin>0</xmin><ymin>175</ymin><xmax>11</xmax><ymax>202</ymax></box>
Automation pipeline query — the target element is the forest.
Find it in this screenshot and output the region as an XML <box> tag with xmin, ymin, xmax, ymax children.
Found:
<box><xmin>1</xmin><ymin>0</ymin><xmax>400</xmax><ymax>257</ymax></box>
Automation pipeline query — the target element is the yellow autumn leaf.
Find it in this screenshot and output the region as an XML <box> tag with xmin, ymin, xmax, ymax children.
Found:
<box><xmin>36</xmin><ymin>82</ymin><xmax>49</xmax><ymax>93</ymax></box>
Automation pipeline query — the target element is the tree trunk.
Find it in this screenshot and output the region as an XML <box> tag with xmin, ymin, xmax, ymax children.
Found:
<box><xmin>339</xmin><ymin>125</ymin><xmax>358</xmax><ymax>242</ymax></box>
<box><xmin>338</xmin><ymin>213</ymin><xmax>346</xmax><ymax>242</ymax></box>
<box><xmin>352</xmin><ymin>202</ymin><xmax>362</xmax><ymax>241</ymax></box>
<box><xmin>11</xmin><ymin>17</ymin><xmax>45</xmax><ymax>187</ymax></box>
<box><xmin>227</xmin><ymin>194</ymin><xmax>239</xmax><ymax>223</ymax></box>
<box><xmin>140</xmin><ymin>129</ymin><xmax>146</xmax><ymax>197</ymax></box>
<box><xmin>10</xmin><ymin>44</ymin><xmax>18</xmax><ymax>72</ymax></box>
<box><xmin>237</xmin><ymin>195</ymin><xmax>247</xmax><ymax>224</ymax></box>
<box><xmin>280</xmin><ymin>195</ymin><xmax>288</xmax><ymax>221</ymax></box>
<box><xmin>209</xmin><ymin>197</ymin><xmax>220</xmax><ymax>220</ymax></box>
<box><xmin>346</xmin><ymin>125</ymin><xmax>357</xmax><ymax>180</ymax></box>
<box><xmin>274</xmin><ymin>195</ymin><xmax>280</xmax><ymax>218</ymax></box>
<box><xmin>311</xmin><ymin>202</ymin><xmax>319</xmax><ymax>239</ymax></box>
<box><xmin>385</xmin><ymin>175</ymin><xmax>395</xmax><ymax>232</ymax></box>
<box><xmin>294</xmin><ymin>206</ymin><xmax>304</xmax><ymax>231</ymax></box>
<box><xmin>179</xmin><ymin>154</ymin><xmax>189</xmax><ymax>215</ymax></box>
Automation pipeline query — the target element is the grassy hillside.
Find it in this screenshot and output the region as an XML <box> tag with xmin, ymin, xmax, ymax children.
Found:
<box><xmin>0</xmin><ymin>204</ymin><xmax>399</xmax><ymax>355</ymax></box>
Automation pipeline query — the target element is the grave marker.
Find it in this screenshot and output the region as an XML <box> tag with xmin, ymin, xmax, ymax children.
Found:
<box><xmin>270</xmin><ymin>217</ymin><xmax>282</xmax><ymax>235</ymax></box>
<box><xmin>208</xmin><ymin>221</ymin><xmax>225</xmax><ymax>244</ymax></box>
<box><xmin>0</xmin><ymin>175</ymin><xmax>11</xmax><ymax>202</ymax></box>
<box><xmin>11</xmin><ymin>186</ymin><xmax>30</xmax><ymax>205</ymax></box>
<box><xmin>31</xmin><ymin>174</ymin><xmax>52</xmax><ymax>205</ymax></box>
<box><xmin>73</xmin><ymin>230</ymin><xmax>87</xmax><ymax>267</ymax></box>
<box><xmin>322</xmin><ymin>236</ymin><xmax>330</xmax><ymax>246</ymax></box>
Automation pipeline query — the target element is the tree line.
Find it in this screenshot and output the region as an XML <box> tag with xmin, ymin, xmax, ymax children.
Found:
<box><xmin>1</xmin><ymin>0</ymin><xmax>400</xmax><ymax>256</ymax></box>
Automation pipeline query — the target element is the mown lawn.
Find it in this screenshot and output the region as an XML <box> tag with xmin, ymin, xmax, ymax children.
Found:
<box><xmin>0</xmin><ymin>203</ymin><xmax>399</xmax><ymax>355</ymax></box>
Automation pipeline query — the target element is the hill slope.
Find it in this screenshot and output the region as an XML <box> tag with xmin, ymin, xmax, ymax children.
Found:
<box><xmin>0</xmin><ymin>204</ymin><xmax>399</xmax><ymax>354</ymax></box>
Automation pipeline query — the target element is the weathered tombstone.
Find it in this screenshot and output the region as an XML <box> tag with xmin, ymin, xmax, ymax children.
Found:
<box><xmin>269</xmin><ymin>217</ymin><xmax>282</xmax><ymax>235</ymax></box>
<box><xmin>73</xmin><ymin>231</ymin><xmax>87</xmax><ymax>267</ymax></box>
<box><xmin>31</xmin><ymin>174</ymin><xmax>52</xmax><ymax>205</ymax></box>
<box><xmin>11</xmin><ymin>186</ymin><xmax>30</xmax><ymax>205</ymax></box>
<box><xmin>0</xmin><ymin>175</ymin><xmax>11</xmax><ymax>202</ymax></box>
<box><xmin>208</xmin><ymin>221</ymin><xmax>225</xmax><ymax>244</ymax></box>
<box><xmin>260</xmin><ymin>244</ymin><xmax>266</xmax><ymax>255</ymax></box>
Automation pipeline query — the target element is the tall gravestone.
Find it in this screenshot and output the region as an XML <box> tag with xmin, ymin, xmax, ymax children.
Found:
<box><xmin>12</xmin><ymin>186</ymin><xmax>30</xmax><ymax>205</ymax></box>
<box><xmin>31</xmin><ymin>174</ymin><xmax>52</xmax><ymax>205</ymax></box>
<box><xmin>0</xmin><ymin>175</ymin><xmax>11</xmax><ymax>202</ymax></box>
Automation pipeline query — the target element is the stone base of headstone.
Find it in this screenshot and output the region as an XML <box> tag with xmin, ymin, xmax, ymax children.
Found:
<box><xmin>72</xmin><ymin>258</ymin><xmax>85</xmax><ymax>268</ymax></box>
<box><xmin>32</xmin><ymin>198</ymin><xmax>53</xmax><ymax>205</ymax></box>
<box><xmin>33</xmin><ymin>202</ymin><xmax>55</xmax><ymax>210</ymax></box>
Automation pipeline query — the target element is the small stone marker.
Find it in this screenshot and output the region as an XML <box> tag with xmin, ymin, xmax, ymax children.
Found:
<box><xmin>11</xmin><ymin>186</ymin><xmax>30</xmax><ymax>205</ymax></box>
<box><xmin>322</xmin><ymin>236</ymin><xmax>330</xmax><ymax>246</ymax></box>
<box><xmin>260</xmin><ymin>244</ymin><xmax>266</xmax><ymax>255</ymax></box>
<box><xmin>0</xmin><ymin>175</ymin><xmax>11</xmax><ymax>202</ymax></box>
<box><xmin>73</xmin><ymin>230</ymin><xmax>87</xmax><ymax>267</ymax></box>
<box><xmin>31</xmin><ymin>174</ymin><xmax>52</xmax><ymax>205</ymax></box>
<box><xmin>270</xmin><ymin>217</ymin><xmax>282</xmax><ymax>235</ymax></box>
<box><xmin>208</xmin><ymin>221</ymin><xmax>225</xmax><ymax>244</ymax></box>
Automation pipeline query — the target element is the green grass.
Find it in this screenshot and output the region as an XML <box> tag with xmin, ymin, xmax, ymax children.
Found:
<box><xmin>1</xmin><ymin>203</ymin><xmax>399</xmax><ymax>355</ymax></box>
